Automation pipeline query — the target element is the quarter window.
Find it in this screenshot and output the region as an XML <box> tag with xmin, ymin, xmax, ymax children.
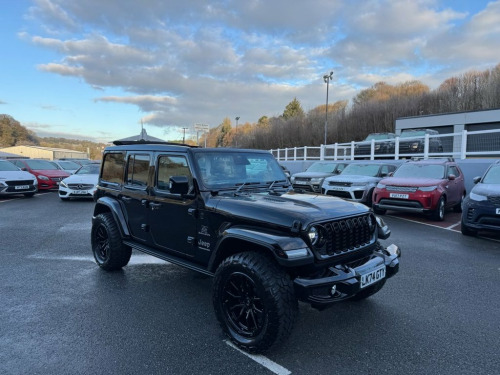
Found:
<box><xmin>101</xmin><ymin>152</ymin><xmax>125</xmax><ymax>184</ymax></box>
<box><xmin>126</xmin><ymin>154</ymin><xmax>150</xmax><ymax>187</ymax></box>
<box><xmin>157</xmin><ymin>155</ymin><xmax>192</xmax><ymax>192</ymax></box>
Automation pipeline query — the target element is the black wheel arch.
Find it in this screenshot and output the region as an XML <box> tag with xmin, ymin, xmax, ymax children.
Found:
<box><xmin>93</xmin><ymin>197</ymin><xmax>130</xmax><ymax>238</ymax></box>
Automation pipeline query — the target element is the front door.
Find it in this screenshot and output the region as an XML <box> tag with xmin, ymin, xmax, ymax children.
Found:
<box><xmin>148</xmin><ymin>154</ymin><xmax>198</xmax><ymax>258</ymax></box>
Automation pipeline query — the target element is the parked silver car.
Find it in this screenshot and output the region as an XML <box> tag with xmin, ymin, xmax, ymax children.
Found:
<box><xmin>291</xmin><ymin>161</ymin><xmax>348</xmax><ymax>193</ymax></box>
<box><xmin>321</xmin><ymin>161</ymin><xmax>402</xmax><ymax>206</ymax></box>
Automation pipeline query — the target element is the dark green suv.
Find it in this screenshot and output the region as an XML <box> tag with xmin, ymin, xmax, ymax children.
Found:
<box><xmin>91</xmin><ymin>142</ymin><xmax>401</xmax><ymax>353</ymax></box>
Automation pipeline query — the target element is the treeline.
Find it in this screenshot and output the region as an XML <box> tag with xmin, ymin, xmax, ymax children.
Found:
<box><xmin>0</xmin><ymin>115</ymin><xmax>106</xmax><ymax>159</ymax></box>
<box><xmin>201</xmin><ymin>63</ymin><xmax>500</xmax><ymax>149</ymax></box>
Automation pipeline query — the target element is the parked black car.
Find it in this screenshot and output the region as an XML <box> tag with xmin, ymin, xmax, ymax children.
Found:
<box><xmin>354</xmin><ymin>133</ymin><xmax>395</xmax><ymax>157</ymax></box>
<box><xmin>290</xmin><ymin>161</ymin><xmax>348</xmax><ymax>192</ymax></box>
<box><xmin>398</xmin><ymin>129</ymin><xmax>443</xmax><ymax>154</ymax></box>
<box><xmin>91</xmin><ymin>142</ymin><xmax>401</xmax><ymax>353</ymax></box>
<box><xmin>461</xmin><ymin>160</ymin><xmax>500</xmax><ymax>236</ymax></box>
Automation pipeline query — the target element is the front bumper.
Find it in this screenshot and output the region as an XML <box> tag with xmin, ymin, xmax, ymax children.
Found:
<box><xmin>293</xmin><ymin>244</ymin><xmax>400</xmax><ymax>308</ymax></box>
<box><xmin>59</xmin><ymin>186</ymin><xmax>97</xmax><ymax>199</ymax></box>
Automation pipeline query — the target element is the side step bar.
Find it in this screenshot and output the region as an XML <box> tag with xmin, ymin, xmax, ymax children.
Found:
<box><xmin>123</xmin><ymin>240</ymin><xmax>214</xmax><ymax>277</ymax></box>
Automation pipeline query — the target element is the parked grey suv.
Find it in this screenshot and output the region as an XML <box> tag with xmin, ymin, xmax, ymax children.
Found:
<box><xmin>322</xmin><ymin>161</ymin><xmax>402</xmax><ymax>206</ymax></box>
<box><xmin>291</xmin><ymin>161</ymin><xmax>348</xmax><ymax>193</ymax></box>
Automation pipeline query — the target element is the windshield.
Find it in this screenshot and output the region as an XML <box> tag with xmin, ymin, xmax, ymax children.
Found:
<box><xmin>394</xmin><ymin>164</ymin><xmax>445</xmax><ymax>179</ymax></box>
<box><xmin>365</xmin><ymin>134</ymin><xmax>393</xmax><ymax>141</ymax></box>
<box><xmin>483</xmin><ymin>165</ymin><xmax>500</xmax><ymax>184</ymax></box>
<box><xmin>76</xmin><ymin>164</ymin><xmax>100</xmax><ymax>175</ymax></box>
<box><xmin>58</xmin><ymin>161</ymin><xmax>80</xmax><ymax>170</ymax></box>
<box><xmin>401</xmin><ymin>130</ymin><xmax>426</xmax><ymax>138</ymax></box>
<box><xmin>25</xmin><ymin>160</ymin><xmax>60</xmax><ymax>170</ymax></box>
<box><xmin>306</xmin><ymin>162</ymin><xmax>338</xmax><ymax>173</ymax></box>
<box><xmin>341</xmin><ymin>164</ymin><xmax>382</xmax><ymax>177</ymax></box>
<box><xmin>0</xmin><ymin>161</ymin><xmax>21</xmax><ymax>171</ymax></box>
<box><xmin>194</xmin><ymin>151</ymin><xmax>286</xmax><ymax>189</ymax></box>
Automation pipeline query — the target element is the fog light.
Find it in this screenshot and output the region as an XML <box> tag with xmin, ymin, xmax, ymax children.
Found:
<box><xmin>386</xmin><ymin>244</ymin><xmax>401</xmax><ymax>258</ymax></box>
<box><xmin>331</xmin><ymin>285</ymin><xmax>337</xmax><ymax>295</ymax></box>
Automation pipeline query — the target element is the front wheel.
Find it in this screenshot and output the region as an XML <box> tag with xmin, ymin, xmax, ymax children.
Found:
<box><xmin>461</xmin><ymin>220</ymin><xmax>477</xmax><ymax>237</ymax></box>
<box><xmin>91</xmin><ymin>213</ymin><xmax>131</xmax><ymax>271</ymax></box>
<box><xmin>213</xmin><ymin>252</ymin><xmax>297</xmax><ymax>353</ymax></box>
<box><xmin>431</xmin><ymin>196</ymin><xmax>445</xmax><ymax>221</ymax></box>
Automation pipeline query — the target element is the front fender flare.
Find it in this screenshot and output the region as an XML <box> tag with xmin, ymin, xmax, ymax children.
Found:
<box><xmin>208</xmin><ymin>227</ymin><xmax>314</xmax><ymax>271</ymax></box>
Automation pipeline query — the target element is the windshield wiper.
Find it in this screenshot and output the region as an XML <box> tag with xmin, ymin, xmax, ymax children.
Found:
<box><xmin>234</xmin><ymin>182</ymin><xmax>261</xmax><ymax>195</ymax></box>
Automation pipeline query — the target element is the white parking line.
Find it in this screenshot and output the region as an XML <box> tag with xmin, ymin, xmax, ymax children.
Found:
<box><xmin>225</xmin><ymin>340</ymin><xmax>291</xmax><ymax>375</ymax></box>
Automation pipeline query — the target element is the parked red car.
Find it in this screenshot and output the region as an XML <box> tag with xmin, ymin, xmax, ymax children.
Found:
<box><xmin>9</xmin><ymin>159</ymin><xmax>71</xmax><ymax>190</ymax></box>
<box><xmin>372</xmin><ymin>158</ymin><xmax>465</xmax><ymax>221</ymax></box>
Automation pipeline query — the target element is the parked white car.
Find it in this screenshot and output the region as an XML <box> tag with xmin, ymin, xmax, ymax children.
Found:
<box><xmin>0</xmin><ymin>159</ymin><xmax>38</xmax><ymax>197</ymax></box>
<box><xmin>58</xmin><ymin>163</ymin><xmax>100</xmax><ymax>201</ymax></box>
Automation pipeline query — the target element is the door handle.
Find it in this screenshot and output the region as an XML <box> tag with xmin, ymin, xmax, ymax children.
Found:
<box><xmin>141</xmin><ymin>199</ymin><xmax>149</xmax><ymax>207</ymax></box>
<box><xmin>150</xmin><ymin>202</ymin><xmax>161</xmax><ymax>210</ymax></box>
<box><xmin>121</xmin><ymin>196</ymin><xmax>132</xmax><ymax>202</ymax></box>
<box><xmin>188</xmin><ymin>208</ymin><xmax>198</xmax><ymax>218</ymax></box>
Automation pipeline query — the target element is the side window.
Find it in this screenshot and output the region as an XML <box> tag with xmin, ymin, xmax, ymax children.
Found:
<box><xmin>126</xmin><ymin>154</ymin><xmax>150</xmax><ymax>187</ymax></box>
<box><xmin>101</xmin><ymin>152</ymin><xmax>125</xmax><ymax>184</ymax></box>
<box><xmin>448</xmin><ymin>166</ymin><xmax>459</xmax><ymax>177</ymax></box>
<box><xmin>380</xmin><ymin>165</ymin><xmax>391</xmax><ymax>176</ymax></box>
<box><xmin>336</xmin><ymin>164</ymin><xmax>346</xmax><ymax>174</ymax></box>
<box><xmin>156</xmin><ymin>155</ymin><xmax>192</xmax><ymax>193</ymax></box>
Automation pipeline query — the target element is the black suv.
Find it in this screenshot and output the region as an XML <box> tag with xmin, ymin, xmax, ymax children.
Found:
<box><xmin>91</xmin><ymin>142</ymin><xmax>401</xmax><ymax>353</ymax></box>
<box><xmin>399</xmin><ymin>129</ymin><xmax>443</xmax><ymax>154</ymax></box>
<box><xmin>354</xmin><ymin>132</ymin><xmax>396</xmax><ymax>157</ymax></box>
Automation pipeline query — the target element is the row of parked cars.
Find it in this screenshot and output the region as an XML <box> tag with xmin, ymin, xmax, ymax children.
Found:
<box><xmin>289</xmin><ymin>158</ymin><xmax>500</xmax><ymax>236</ymax></box>
<box><xmin>0</xmin><ymin>158</ymin><xmax>100</xmax><ymax>201</ymax></box>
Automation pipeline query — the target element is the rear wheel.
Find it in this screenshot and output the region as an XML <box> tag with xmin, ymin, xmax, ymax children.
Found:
<box><xmin>91</xmin><ymin>213</ymin><xmax>131</xmax><ymax>271</ymax></box>
<box><xmin>431</xmin><ymin>196</ymin><xmax>445</xmax><ymax>221</ymax></box>
<box><xmin>213</xmin><ymin>252</ymin><xmax>297</xmax><ymax>353</ymax></box>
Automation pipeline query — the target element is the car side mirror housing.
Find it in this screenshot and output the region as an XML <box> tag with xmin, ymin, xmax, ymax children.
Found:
<box><xmin>169</xmin><ymin>176</ymin><xmax>189</xmax><ymax>195</ymax></box>
<box><xmin>448</xmin><ymin>174</ymin><xmax>456</xmax><ymax>180</ymax></box>
<box><xmin>473</xmin><ymin>176</ymin><xmax>481</xmax><ymax>184</ymax></box>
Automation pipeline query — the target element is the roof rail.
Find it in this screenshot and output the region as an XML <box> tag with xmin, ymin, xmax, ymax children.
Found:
<box><xmin>112</xmin><ymin>140</ymin><xmax>198</xmax><ymax>147</ymax></box>
<box><xmin>410</xmin><ymin>157</ymin><xmax>455</xmax><ymax>162</ymax></box>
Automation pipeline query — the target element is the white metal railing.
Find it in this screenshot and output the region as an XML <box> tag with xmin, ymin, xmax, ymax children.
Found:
<box><xmin>270</xmin><ymin>129</ymin><xmax>500</xmax><ymax>161</ymax></box>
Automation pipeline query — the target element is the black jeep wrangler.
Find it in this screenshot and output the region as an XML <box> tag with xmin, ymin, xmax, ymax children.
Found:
<box><xmin>91</xmin><ymin>142</ymin><xmax>401</xmax><ymax>353</ymax></box>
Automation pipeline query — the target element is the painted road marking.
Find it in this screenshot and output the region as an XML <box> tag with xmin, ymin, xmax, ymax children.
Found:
<box><xmin>225</xmin><ymin>340</ymin><xmax>291</xmax><ymax>375</ymax></box>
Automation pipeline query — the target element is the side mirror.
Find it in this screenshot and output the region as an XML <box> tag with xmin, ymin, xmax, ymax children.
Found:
<box><xmin>448</xmin><ymin>174</ymin><xmax>456</xmax><ymax>180</ymax></box>
<box><xmin>473</xmin><ymin>176</ymin><xmax>481</xmax><ymax>184</ymax></box>
<box><xmin>388</xmin><ymin>172</ymin><xmax>394</xmax><ymax>177</ymax></box>
<box><xmin>169</xmin><ymin>176</ymin><xmax>189</xmax><ymax>195</ymax></box>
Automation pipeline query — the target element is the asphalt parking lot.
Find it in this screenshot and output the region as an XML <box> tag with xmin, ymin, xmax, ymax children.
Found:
<box><xmin>1</xmin><ymin>192</ymin><xmax>499</xmax><ymax>375</ymax></box>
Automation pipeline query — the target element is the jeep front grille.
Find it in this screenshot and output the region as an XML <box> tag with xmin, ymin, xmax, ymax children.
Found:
<box><xmin>313</xmin><ymin>214</ymin><xmax>375</xmax><ymax>257</ymax></box>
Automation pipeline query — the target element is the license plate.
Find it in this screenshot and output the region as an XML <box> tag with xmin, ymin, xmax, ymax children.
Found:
<box><xmin>390</xmin><ymin>193</ymin><xmax>409</xmax><ymax>199</ymax></box>
<box><xmin>73</xmin><ymin>190</ymin><xmax>88</xmax><ymax>195</ymax></box>
<box><xmin>496</xmin><ymin>208</ymin><xmax>500</xmax><ymax>215</ymax></box>
<box><xmin>330</xmin><ymin>186</ymin><xmax>345</xmax><ymax>191</ymax></box>
<box><xmin>295</xmin><ymin>180</ymin><xmax>307</xmax><ymax>185</ymax></box>
<box><xmin>360</xmin><ymin>265</ymin><xmax>386</xmax><ymax>289</ymax></box>
<box><xmin>15</xmin><ymin>185</ymin><xmax>29</xmax><ymax>190</ymax></box>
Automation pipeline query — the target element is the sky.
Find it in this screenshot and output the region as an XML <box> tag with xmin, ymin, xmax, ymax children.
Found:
<box><xmin>1</xmin><ymin>0</ymin><xmax>500</xmax><ymax>144</ymax></box>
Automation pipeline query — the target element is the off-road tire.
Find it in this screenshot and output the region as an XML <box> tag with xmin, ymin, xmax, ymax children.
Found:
<box><xmin>91</xmin><ymin>212</ymin><xmax>132</xmax><ymax>271</ymax></box>
<box><xmin>213</xmin><ymin>252</ymin><xmax>298</xmax><ymax>353</ymax></box>
<box><xmin>350</xmin><ymin>279</ymin><xmax>387</xmax><ymax>301</ymax></box>
<box><xmin>431</xmin><ymin>196</ymin><xmax>445</xmax><ymax>221</ymax></box>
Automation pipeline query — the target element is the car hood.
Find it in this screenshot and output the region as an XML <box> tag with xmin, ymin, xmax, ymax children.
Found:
<box><xmin>292</xmin><ymin>172</ymin><xmax>333</xmax><ymax>179</ymax></box>
<box><xmin>0</xmin><ymin>170</ymin><xmax>37</xmax><ymax>181</ymax></box>
<box><xmin>471</xmin><ymin>183</ymin><xmax>500</xmax><ymax>197</ymax></box>
<box><xmin>62</xmin><ymin>174</ymin><xmax>99</xmax><ymax>184</ymax></box>
<box><xmin>325</xmin><ymin>175</ymin><xmax>380</xmax><ymax>184</ymax></box>
<box><xmin>32</xmin><ymin>169</ymin><xmax>70</xmax><ymax>177</ymax></box>
<box><xmin>213</xmin><ymin>191</ymin><xmax>369</xmax><ymax>230</ymax></box>
<box><xmin>379</xmin><ymin>177</ymin><xmax>444</xmax><ymax>187</ymax></box>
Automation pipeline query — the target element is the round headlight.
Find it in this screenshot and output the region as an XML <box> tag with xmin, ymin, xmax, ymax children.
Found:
<box><xmin>308</xmin><ymin>226</ymin><xmax>319</xmax><ymax>245</ymax></box>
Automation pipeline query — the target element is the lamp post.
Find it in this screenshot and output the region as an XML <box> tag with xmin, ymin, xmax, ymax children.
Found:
<box><xmin>235</xmin><ymin>116</ymin><xmax>240</xmax><ymax>147</ymax></box>
<box><xmin>182</xmin><ymin>127</ymin><xmax>188</xmax><ymax>144</ymax></box>
<box><xmin>323</xmin><ymin>71</ymin><xmax>333</xmax><ymax>145</ymax></box>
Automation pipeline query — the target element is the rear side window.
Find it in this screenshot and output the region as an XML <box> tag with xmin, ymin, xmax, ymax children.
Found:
<box><xmin>448</xmin><ymin>166</ymin><xmax>460</xmax><ymax>177</ymax></box>
<box><xmin>101</xmin><ymin>152</ymin><xmax>125</xmax><ymax>184</ymax></box>
<box><xmin>156</xmin><ymin>155</ymin><xmax>192</xmax><ymax>193</ymax></box>
<box><xmin>126</xmin><ymin>154</ymin><xmax>150</xmax><ymax>187</ymax></box>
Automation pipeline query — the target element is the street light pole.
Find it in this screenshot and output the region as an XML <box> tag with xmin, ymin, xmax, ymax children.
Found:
<box><xmin>235</xmin><ymin>116</ymin><xmax>240</xmax><ymax>147</ymax></box>
<box><xmin>182</xmin><ymin>127</ymin><xmax>188</xmax><ymax>144</ymax></box>
<box><xmin>323</xmin><ymin>71</ymin><xmax>333</xmax><ymax>145</ymax></box>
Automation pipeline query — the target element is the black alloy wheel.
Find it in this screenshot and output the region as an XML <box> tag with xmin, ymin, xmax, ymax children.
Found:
<box><xmin>91</xmin><ymin>213</ymin><xmax>131</xmax><ymax>271</ymax></box>
<box><xmin>222</xmin><ymin>272</ymin><xmax>265</xmax><ymax>339</ymax></box>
